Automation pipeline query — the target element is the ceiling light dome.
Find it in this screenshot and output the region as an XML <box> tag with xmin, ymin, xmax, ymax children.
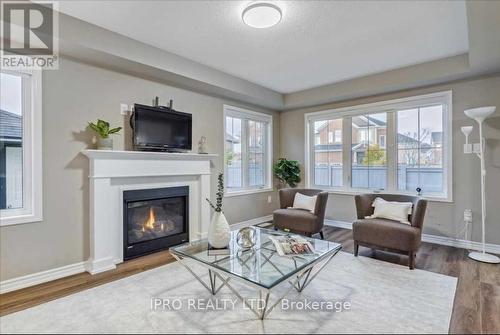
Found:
<box><xmin>242</xmin><ymin>2</ymin><xmax>282</xmax><ymax>29</ymax></box>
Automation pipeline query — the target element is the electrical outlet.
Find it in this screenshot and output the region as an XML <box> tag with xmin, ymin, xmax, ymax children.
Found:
<box><xmin>464</xmin><ymin>209</ymin><xmax>473</xmax><ymax>222</ymax></box>
<box><xmin>120</xmin><ymin>103</ymin><xmax>129</xmax><ymax>115</ymax></box>
<box><xmin>473</xmin><ymin>143</ymin><xmax>481</xmax><ymax>154</ymax></box>
<box><xmin>267</xmin><ymin>195</ymin><xmax>272</xmax><ymax>203</ymax></box>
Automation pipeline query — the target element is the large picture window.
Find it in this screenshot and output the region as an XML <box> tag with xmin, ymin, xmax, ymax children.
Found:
<box><xmin>0</xmin><ymin>70</ymin><xmax>42</xmax><ymax>225</ymax></box>
<box><xmin>305</xmin><ymin>91</ymin><xmax>452</xmax><ymax>201</ymax></box>
<box><xmin>224</xmin><ymin>105</ymin><xmax>272</xmax><ymax>195</ymax></box>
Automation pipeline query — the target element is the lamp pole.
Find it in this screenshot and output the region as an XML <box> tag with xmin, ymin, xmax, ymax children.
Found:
<box><xmin>464</xmin><ymin>106</ymin><xmax>500</xmax><ymax>264</ymax></box>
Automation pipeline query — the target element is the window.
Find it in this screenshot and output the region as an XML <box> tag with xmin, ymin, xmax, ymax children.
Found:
<box><xmin>0</xmin><ymin>70</ymin><xmax>42</xmax><ymax>225</ymax></box>
<box><xmin>312</xmin><ymin>118</ymin><xmax>343</xmax><ymax>187</ymax></box>
<box><xmin>305</xmin><ymin>91</ymin><xmax>452</xmax><ymax>201</ymax></box>
<box><xmin>224</xmin><ymin>105</ymin><xmax>272</xmax><ymax>195</ymax></box>
<box><xmin>397</xmin><ymin>105</ymin><xmax>444</xmax><ymax>194</ymax></box>
<box><xmin>351</xmin><ymin>113</ymin><xmax>387</xmax><ymax>190</ymax></box>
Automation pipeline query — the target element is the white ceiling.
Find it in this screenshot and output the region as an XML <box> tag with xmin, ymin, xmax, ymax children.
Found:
<box><xmin>58</xmin><ymin>0</ymin><xmax>469</xmax><ymax>94</ymax></box>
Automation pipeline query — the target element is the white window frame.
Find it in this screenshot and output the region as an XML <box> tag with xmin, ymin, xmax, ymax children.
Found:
<box><xmin>223</xmin><ymin>105</ymin><xmax>273</xmax><ymax>197</ymax></box>
<box><xmin>0</xmin><ymin>69</ymin><xmax>43</xmax><ymax>226</ymax></box>
<box><xmin>305</xmin><ymin>91</ymin><xmax>453</xmax><ymax>202</ymax></box>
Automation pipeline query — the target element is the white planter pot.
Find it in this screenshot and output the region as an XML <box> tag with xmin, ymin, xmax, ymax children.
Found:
<box><xmin>97</xmin><ymin>137</ymin><xmax>113</xmax><ymax>150</ymax></box>
<box><xmin>207</xmin><ymin>211</ymin><xmax>230</xmax><ymax>248</ymax></box>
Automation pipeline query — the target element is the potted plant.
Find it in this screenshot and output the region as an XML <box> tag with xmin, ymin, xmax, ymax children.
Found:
<box><xmin>206</xmin><ymin>173</ymin><xmax>230</xmax><ymax>248</ymax></box>
<box><xmin>88</xmin><ymin>119</ymin><xmax>122</xmax><ymax>150</ymax></box>
<box><xmin>274</xmin><ymin>158</ymin><xmax>301</xmax><ymax>188</ymax></box>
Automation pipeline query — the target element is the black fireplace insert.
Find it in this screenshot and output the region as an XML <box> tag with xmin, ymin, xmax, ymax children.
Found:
<box><xmin>123</xmin><ymin>186</ymin><xmax>189</xmax><ymax>260</ymax></box>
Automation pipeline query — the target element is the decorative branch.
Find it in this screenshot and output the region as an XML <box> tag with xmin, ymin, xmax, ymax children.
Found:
<box><xmin>206</xmin><ymin>173</ymin><xmax>224</xmax><ymax>212</ymax></box>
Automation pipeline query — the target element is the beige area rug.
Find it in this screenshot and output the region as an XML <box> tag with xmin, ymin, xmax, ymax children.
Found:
<box><xmin>0</xmin><ymin>252</ymin><xmax>457</xmax><ymax>334</ymax></box>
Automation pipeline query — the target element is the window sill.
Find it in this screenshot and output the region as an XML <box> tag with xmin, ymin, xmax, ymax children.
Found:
<box><xmin>0</xmin><ymin>213</ymin><xmax>43</xmax><ymax>227</ymax></box>
<box><xmin>313</xmin><ymin>188</ymin><xmax>453</xmax><ymax>203</ymax></box>
<box><xmin>224</xmin><ymin>188</ymin><xmax>274</xmax><ymax>198</ymax></box>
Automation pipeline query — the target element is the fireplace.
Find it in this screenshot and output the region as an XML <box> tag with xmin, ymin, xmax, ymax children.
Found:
<box><xmin>123</xmin><ymin>186</ymin><xmax>189</xmax><ymax>260</ymax></box>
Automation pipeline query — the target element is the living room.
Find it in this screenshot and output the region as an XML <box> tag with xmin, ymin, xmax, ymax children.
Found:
<box><xmin>0</xmin><ymin>1</ymin><xmax>499</xmax><ymax>334</ymax></box>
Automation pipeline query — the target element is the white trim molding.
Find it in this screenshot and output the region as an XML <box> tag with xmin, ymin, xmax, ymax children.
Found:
<box><xmin>0</xmin><ymin>262</ymin><xmax>86</xmax><ymax>294</ymax></box>
<box><xmin>0</xmin><ymin>70</ymin><xmax>43</xmax><ymax>226</ymax></box>
<box><xmin>223</xmin><ymin>105</ymin><xmax>273</xmax><ymax>196</ymax></box>
<box><xmin>324</xmin><ymin>220</ymin><xmax>500</xmax><ymax>255</ymax></box>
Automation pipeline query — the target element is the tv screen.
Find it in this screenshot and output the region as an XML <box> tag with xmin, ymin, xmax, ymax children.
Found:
<box><xmin>132</xmin><ymin>104</ymin><xmax>192</xmax><ymax>151</ymax></box>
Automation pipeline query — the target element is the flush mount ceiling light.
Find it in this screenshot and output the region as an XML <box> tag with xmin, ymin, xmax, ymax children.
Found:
<box><xmin>242</xmin><ymin>2</ymin><xmax>282</xmax><ymax>29</ymax></box>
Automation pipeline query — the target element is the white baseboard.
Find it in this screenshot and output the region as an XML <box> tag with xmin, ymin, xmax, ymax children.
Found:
<box><xmin>0</xmin><ymin>262</ymin><xmax>86</xmax><ymax>294</ymax></box>
<box><xmin>230</xmin><ymin>214</ymin><xmax>273</xmax><ymax>231</ymax></box>
<box><xmin>0</xmin><ymin>214</ymin><xmax>275</xmax><ymax>295</ymax></box>
<box><xmin>324</xmin><ymin>219</ymin><xmax>500</xmax><ymax>255</ymax></box>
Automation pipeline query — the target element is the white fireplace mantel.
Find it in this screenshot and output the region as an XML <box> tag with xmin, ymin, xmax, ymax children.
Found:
<box><xmin>82</xmin><ymin>150</ymin><xmax>217</xmax><ymax>274</ymax></box>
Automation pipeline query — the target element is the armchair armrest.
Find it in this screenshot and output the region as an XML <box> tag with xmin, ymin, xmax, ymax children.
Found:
<box><xmin>411</xmin><ymin>199</ymin><xmax>427</xmax><ymax>229</ymax></box>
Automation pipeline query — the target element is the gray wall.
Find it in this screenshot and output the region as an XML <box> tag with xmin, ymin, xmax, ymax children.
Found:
<box><xmin>0</xmin><ymin>58</ymin><xmax>280</xmax><ymax>281</ymax></box>
<box><xmin>280</xmin><ymin>75</ymin><xmax>500</xmax><ymax>245</ymax></box>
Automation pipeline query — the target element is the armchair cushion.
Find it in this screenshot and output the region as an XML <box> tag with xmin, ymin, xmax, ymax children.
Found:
<box><xmin>273</xmin><ymin>208</ymin><xmax>320</xmax><ymax>234</ymax></box>
<box><xmin>352</xmin><ymin>218</ymin><xmax>421</xmax><ymax>252</ymax></box>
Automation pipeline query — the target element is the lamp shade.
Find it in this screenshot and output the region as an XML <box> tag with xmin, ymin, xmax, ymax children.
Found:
<box><xmin>461</xmin><ymin>126</ymin><xmax>473</xmax><ymax>137</ymax></box>
<box><xmin>464</xmin><ymin>106</ymin><xmax>496</xmax><ymax>122</ymax></box>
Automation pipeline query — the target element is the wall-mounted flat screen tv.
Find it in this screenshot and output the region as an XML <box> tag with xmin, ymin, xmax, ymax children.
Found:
<box><xmin>131</xmin><ymin>104</ymin><xmax>192</xmax><ymax>152</ymax></box>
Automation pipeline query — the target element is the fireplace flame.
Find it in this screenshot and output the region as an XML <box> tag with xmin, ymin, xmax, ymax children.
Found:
<box><xmin>143</xmin><ymin>207</ymin><xmax>156</xmax><ymax>230</ymax></box>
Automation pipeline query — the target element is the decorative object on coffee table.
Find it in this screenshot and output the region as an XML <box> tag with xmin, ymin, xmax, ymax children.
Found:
<box><xmin>462</xmin><ymin>106</ymin><xmax>500</xmax><ymax>264</ymax></box>
<box><xmin>236</xmin><ymin>226</ymin><xmax>257</xmax><ymax>249</ymax></box>
<box><xmin>88</xmin><ymin>119</ymin><xmax>122</xmax><ymax>150</ymax></box>
<box><xmin>206</xmin><ymin>173</ymin><xmax>230</xmax><ymax>248</ymax></box>
<box><xmin>273</xmin><ymin>158</ymin><xmax>301</xmax><ymax>188</ymax></box>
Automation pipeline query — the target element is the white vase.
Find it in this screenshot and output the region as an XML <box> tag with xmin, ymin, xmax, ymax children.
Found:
<box><xmin>97</xmin><ymin>137</ymin><xmax>113</xmax><ymax>150</ymax></box>
<box><xmin>207</xmin><ymin>211</ymin><xmax>230</xmax><ymax>248</ymax></box>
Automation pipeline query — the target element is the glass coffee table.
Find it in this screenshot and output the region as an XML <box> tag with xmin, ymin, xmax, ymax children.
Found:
<box><xmin>170</xmin><ymin>227</ymin><xmax>341</xmax><ymax>319</ymax></box>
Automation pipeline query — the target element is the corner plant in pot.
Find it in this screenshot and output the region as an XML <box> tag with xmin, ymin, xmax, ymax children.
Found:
<box><xmin>206</xmin><ymin>173</ymin><xmax>230</xmax><ymax>248</ymax></box>
<box><xmin>274</xmin><ymin>158</ymin><xmax>301</xmax><ymax>188</ymax></box>
<box><xmin>88</xmin><ymin>119</ymin><xmax>122</xmax><ymax>150</ymax></box>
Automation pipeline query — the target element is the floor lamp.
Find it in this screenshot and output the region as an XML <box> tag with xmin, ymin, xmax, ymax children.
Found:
<box><xmin>462</xmin><ymin>106</ymin><xmax>500</xmax><ymax>264</ymax></box>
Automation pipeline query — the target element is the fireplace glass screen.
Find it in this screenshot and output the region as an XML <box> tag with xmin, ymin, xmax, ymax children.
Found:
<box><xmin>127</xmin><ymin>197</ymin><xmax>185</xmax><ymax>244</ymax></box>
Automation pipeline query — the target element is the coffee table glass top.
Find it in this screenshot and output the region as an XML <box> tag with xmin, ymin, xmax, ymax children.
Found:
<box><xmin>170</xmin><ymin>227</ymin><xmax>341</xmax><ymax>289</ymax></box>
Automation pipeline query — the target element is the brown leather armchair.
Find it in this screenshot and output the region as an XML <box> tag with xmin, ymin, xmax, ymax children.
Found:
<box><xmin>352</xmin><ymin>194</ymin><xmax>427</xmax><ymax>270</ymax></box>
<box><xmin>273</xmin><ymin>189</ymin><xmax>329</xmax><ymax>239</ymax></box>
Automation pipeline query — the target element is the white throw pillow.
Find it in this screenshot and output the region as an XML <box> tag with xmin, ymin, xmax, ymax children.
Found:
<box><xmin>289</xmin><ymin>192</ymin><xmax>317</xmax><ymax>213</ymax></box>
<box><xmin>372</xmin><ymin>197</ymin><xmax>413</xmax><ymax>215</ymax></box>
<box><xmin>366</xmin><ymin>197</ymin><xmax>413</xmax><ymax>224</ymax></box>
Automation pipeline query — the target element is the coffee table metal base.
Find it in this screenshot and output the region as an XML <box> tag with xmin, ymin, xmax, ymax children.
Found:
<box><xmin>171</xmin><ymin>251</ymin><xmax>337</xmax><ymax>320</ymax></box>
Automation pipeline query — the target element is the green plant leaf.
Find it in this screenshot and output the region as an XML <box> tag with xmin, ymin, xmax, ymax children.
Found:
<box><xmin>273</xmin><ymin>158</ymin><xmax>301</xmax><ymax>188</ymax></box>
<box><xmin>88</xmin><ymin>119</ymin><xmax>121</xmax><ymax>139</ymax></box>
<box><xmin>108</xmin><ymin>127</ymin><xmax>122</xmax><ymax>134</ymax></box>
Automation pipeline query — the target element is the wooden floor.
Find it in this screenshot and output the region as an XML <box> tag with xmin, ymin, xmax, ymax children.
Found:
<box><xmin>1</xmin><ymin>226</ymin><xmax>499</xmax><ymax>334</ymax></box>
